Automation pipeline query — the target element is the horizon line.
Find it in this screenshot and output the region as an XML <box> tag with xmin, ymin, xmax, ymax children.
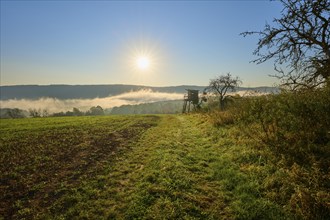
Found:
<box><xmin>0</xmin><ymin>83</ymin><xmax>277</xmax><ymax>88</ymax></box>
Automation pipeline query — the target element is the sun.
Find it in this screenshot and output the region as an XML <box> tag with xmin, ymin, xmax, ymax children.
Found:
<box><xmin>123</xmin><ymin>38</ymin><xmax>163</xmax><ymax>74</ymax></box>
<box><xmin>136</xmin><ymin>56</ymin><xmax>150</xmax><ymax>70</ymax></box>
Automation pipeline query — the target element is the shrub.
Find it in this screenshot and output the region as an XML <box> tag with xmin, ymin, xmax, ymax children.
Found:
<box><xmin>238</xmin><ymin>88</ymin><xmax>330</xmax><ymax>167</ymax></box>
<box><xmin>208</xmin><ymin>86</ymin><xmax>330</xmax><ymax>219</ymax></box>
<box><xmin>207</xmin><ymin>96</ymin><xmax>244</xmax><ymax>126</ymax></box>
<box><xmin>235</xmin><ymin>87</ymin><xmax>330</xmax><ymax>219</ymax></box>
<box><xmin>208</xmin><ymin>110</ymin><xmax>236</xmax><ymax>126</ymax></box>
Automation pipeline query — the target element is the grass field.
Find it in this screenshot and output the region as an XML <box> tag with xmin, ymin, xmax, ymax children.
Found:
<box><xmin>0</xmin><ymin>114</ymin><xmax>298</xmax><ymax>219</ymax></box>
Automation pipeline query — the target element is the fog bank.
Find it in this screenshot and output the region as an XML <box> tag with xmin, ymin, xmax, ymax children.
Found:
<box><xmin>0</xmin><ymin>89</ymin><xmax>183</xmax><ymax>113</ymax></box>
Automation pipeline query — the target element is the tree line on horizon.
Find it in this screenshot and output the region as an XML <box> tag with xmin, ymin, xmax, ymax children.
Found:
<box><xmin>0</xmin><ymin>106</ymin><xmax>105</xmax><ymax>118</ymax></box>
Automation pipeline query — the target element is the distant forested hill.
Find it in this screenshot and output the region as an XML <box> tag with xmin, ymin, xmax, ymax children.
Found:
<box><xmin>0</xmin><ymin>84</ymin><xmax>278</xmax><ymax>100</ymax></box>
<box><xmin>0</xmin><ymin>85</ymin><xmax>205</xmax><ymax>100</ymax></box>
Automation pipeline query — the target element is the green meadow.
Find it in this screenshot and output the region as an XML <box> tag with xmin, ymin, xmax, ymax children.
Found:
<box><xmin>1</xmin><ymin>109</ymin><xmax>329</xmax><ymax>219</ymax></box>
<box><xmin>0</xmin><ymin>115</ymin><xmax>290</xmax><ymax>219</ymax></box>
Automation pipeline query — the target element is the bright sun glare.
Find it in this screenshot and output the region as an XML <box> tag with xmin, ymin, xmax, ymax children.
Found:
<box><xmin>136</xmin><ymin>57</ymin><xmax>150</xmax><ymax>70</ymax></box>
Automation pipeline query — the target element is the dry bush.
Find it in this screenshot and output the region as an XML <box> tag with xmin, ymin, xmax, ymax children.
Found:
<box><xmin>208</xmin><ymin>110</ymin><xmax>236</xmax><ymax>126</ymax></box>
<box><xmin>236</xmin><ymin>87</ymin><xmax>330</xmax><ymax>219</ymax></box>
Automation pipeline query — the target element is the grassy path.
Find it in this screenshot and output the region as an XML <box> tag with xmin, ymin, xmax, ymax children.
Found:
<box><xmin>107</xmin><ymin>114</ymin><xmax>285</xmax><ymax>219</ymax></box>
<box><xmin>112</xmin><ymin>115</ymin><xmax>229</xmax><ymax>219</ymax></box>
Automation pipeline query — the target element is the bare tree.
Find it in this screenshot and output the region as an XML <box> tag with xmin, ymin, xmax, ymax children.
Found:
<box><xmin>206</xmin><ymin>73</ymin><xmax>241</xmax><ymax>110</ymax></box>
<box><xmin>42</xmin><ymin>109</ymin><xmax>49</xmax><ymax>117</ymax></box>
<box><xmin>87</xmin><ymin>106</ymin><xmax>104</xmax><ymax>116</ymax></box>
<box><xmin>29</xmin><ymin>108</ymin><xmax>42</xmax><ymax>118</ymax></box>
<box><xmin>241</xmin><ymin>0</ymin><xmax>330</xmax><ymax>90</ymax></box>
<box><xmin>7</xmin><ymin>108</ymin><xmax>25</xmax><ymax>118</ymax></box>
<box><xmin>72</xmin><ymin>107</ymin><xmax>84</xmax><ymax>116</ymax></box>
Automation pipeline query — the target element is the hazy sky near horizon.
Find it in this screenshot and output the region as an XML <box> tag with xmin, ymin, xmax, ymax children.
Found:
<box><xmin>1</xmin><ymin>0</ymin><xmax>283</xmax><ymax>87</ymax></box>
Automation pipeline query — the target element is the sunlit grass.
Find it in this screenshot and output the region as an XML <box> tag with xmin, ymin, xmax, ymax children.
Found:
<box><xmin>2</xmin><ymin>112</ymin><xmax>325</xmax><ymax>218</ymax></box>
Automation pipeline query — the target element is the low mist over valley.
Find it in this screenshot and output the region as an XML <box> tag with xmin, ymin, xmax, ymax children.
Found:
<box><xmin>0</xmin><ymin>89</ymin><xmax>183</xmax><ymax>114</ymax></box>
<box><xmin>0</xmin><ymin>84</ymin><xmax>278</xmax><ymax>115</ymax></box>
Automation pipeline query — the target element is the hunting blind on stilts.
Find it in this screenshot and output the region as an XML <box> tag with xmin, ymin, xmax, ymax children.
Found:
<box><xmin>182</xmin><ymin>89</ymin><xmax>199</xmax><ymax>113</ymax></box>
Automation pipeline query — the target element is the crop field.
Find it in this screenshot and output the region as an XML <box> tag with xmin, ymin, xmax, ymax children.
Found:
<box><xmin>0</xmin><ymin>115</ymin><xmax>159</xmax><ymax>219</ymax></box>
<box><xmin>0</xmin><ymin>114</ymin><xmax>309</xmax><ymax>219</ymax></box>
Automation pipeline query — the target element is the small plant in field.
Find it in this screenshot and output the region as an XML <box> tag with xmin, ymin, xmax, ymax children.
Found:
<box><xmin>208</xmin><ymin>110</ymin><xmax>236</xmax><ymax>126</ymax></box>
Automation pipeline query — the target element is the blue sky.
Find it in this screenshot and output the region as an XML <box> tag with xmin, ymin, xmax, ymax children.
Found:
<box><xmin>1</xmin><ymin>0</ymin><xmax>283</xmax><ymax>87</ymax></box>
